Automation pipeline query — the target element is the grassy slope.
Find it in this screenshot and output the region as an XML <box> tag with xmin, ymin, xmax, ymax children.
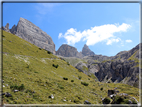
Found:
<box><xmin>2</xmin><ymin>30</ymin><xmax>141</xmax><ymax>104</ymax></box>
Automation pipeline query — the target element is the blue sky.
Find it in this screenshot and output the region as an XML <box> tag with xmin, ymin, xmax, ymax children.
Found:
<box><xmin>3</xmin><ymin>2</ymin><xmax>140</xmax><ymax>56</ymax></box>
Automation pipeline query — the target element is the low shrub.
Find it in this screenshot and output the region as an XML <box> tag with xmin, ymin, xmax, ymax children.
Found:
<box><xmin>81</xmin><ymin>82</ymin><xmax>89</xmax><ymax>86</ymax></box>
<box><xmin>67</xmin><ymin>62</ymin><xmax>70</xmax><ymax>65</ymax></box>
<box><xmin>47</xmin><ymin>51</ymin><xmax>52</xmax><ymax>54</ymax></box>
<box><xmin>10</xmin><ymin>84</ymin><xmax>25</xmax><ymax>91</ymax></box>
<box><xmin>78</xmin><ymin>76</ymin><xmax>82</xmax><ymax>80</ymax></box>
<box><xmin>71</xmin><ymin>80</ymin><xmax>74</xmax><ymax>82</ymax></box>
<box><xmin>103</xmin><ymin>97</ymin><xmax>111</xmax><ymax>104</ymax></box>
<box><xmin>78</xmin><ymin>70</ymin><xmax>82</xmax><ymax>72</ymax></box>
<box><xmin>52</xmin><ymin>64</ymin><xmax>59</xmax><ymax>68</ymax></box>
<box><xmin>58</xmin><ymin>85</ymin><xmax>64</xmax><ymax>89</ymax></box>
<box><xmin>74</xmin><ymin>98</ymin><xmax>81</xmax><ymax>104</ymax></box>
<box><xmin>63</xmin><ymin>77</ymin><xmax>68</xmax><ymax>80</ymax></box>
<box><xmin>100</xmin><ymin>87</ymin><xmax>103</xmax><ymax>91</ymax></box>
<box><xmin>39</xmin><ymin>48</ymin><xmax>42</xmax><ymax>50</ymax></box>
<box><xmin>88</xmin><ymin>75</ymin><xmax>91</xmax><ymax>77</ymax></box>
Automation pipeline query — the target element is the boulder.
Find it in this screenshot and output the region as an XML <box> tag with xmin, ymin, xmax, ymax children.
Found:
<box><xmin>84</xmin><ymin>100</ymin><xmax>91</xmax><ymax>104</ymax></box>
<box><xmin>5</xmin><ymin>92</ymin><xmax>12</xmax><ymax>97</ymax></box>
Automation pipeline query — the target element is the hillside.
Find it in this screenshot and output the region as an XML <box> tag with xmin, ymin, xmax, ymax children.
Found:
<box><xmin>2</xmin><ymin>30</ymin><xmax>141</xmax><ymax>104</ymax></box>
<box><xmin>61</xmin><ymin>44</ymin><xmax>141</xmax><ymax>88</ymax></box>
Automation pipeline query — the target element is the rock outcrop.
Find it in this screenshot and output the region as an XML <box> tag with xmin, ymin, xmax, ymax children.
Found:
<box><xmin>56</xmin><ymin>44</ymin><xmax>95</xmax><ymax>58</ymax></box>
<box><xmin>82</xmin><ymin>44</ymin><xmax>95</xmax><ymax>56</ymax></box>
<box><xmin>56</xmin><ymin>44</ymin><xmax>83</xmax><ymax>58</ymax></box>
<box><xmin>102</xmin><ymin>90</ymin><xmax>138</xmax><ymax>104</ymax></box>
<box><xmin>3</xmin><ymin>17</ymin><xmax>55</xmax><ymax>54</ymax></box>
<box><xmin>2</xmin><ymin>23</ymin><xmax>10</xmax><ymax>33</ymax></box>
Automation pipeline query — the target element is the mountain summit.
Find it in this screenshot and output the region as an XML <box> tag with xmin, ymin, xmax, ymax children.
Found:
<box><xmin>56</xmin><ymin>44</ymin><xmax>83</xmax><ymax>58</ymax></box>
<box><xmin>3</xmin><ymin>17</ymin><xmax>55</xmax><ymax>54</ymax></box>
<box><xmin>82</xmin><ymin>44</ymin><xmax>95</xmax><ymax>56</ymax></box>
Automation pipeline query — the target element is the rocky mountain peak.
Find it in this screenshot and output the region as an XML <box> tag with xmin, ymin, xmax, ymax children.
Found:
<box><xmin>56</xmin><ymin>44</ymin><xmax>83</xmax><ymax>58</ymax></box>
<box><xmin>3</xmin><ymin>17</ymin><xmax>56</xmax><ymax>54</ymax></box>
<box><xmin>82</xmin><ymin>44</ymin><xmax>95</xmax><ymax>56</ymax></box>
<box><xmin>2</xmin><ymin>23</ymin><xmax>10</xmax><ymax>33</ymax></box>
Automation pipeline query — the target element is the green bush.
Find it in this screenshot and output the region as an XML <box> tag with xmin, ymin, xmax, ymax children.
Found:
<box><xmin>67</xmin><ymin>62</ymin><xmax>70</xmax><ymax>65</ymax></box>
<box><xmin>100</xmin><ymin>87</ymin><xmax>103</xmax><ymax>91</ymax></box>
<box><xmin>78</xmin><ymin>76</ymin><xmax>82</xmax><ymax>80</ymax></box>
<box><xmin>88</xmin><ymin>75</ymin><xmax>91</xmax><ymax>77</ymax></box>
<box><xmin>132</xmin><ymin>99</ymin><xmax>137</xmax><ymax>104</ymax></box>
<box><xmin>71</xmin><ymin>80</ymin><xmax>74</xmax><ymax>82</ymax></box>
<box><xmin>52</xmin><ymin>64</ymin><xmax>59</xmax><ymax>68</ymax></box>
<box><xmin>63</xmin><ymin>77</ymin><xmax>68</xmax><ymax>80</ymax></box>
<box><xmin>39</xmin><ymin>48</ymin><xmax>42</xmax><ymax>50</ymax></box>
<box><xmin>59</xmin><ymin>86</ymin><xmax>64</xmax><ymax>89</ymax></box>
<box><xmin>103</xmin><ymin>97</ymin><xmax>111</xmax><ymax>104</ymax></box>
<box><xmin>113</xmin><ymin>95</ymin><xmax>124</xmax><ymax>104</ymax></box>
<box><xmin>81</xmin><ymin>82</ymin><xmax>89</xmax><ymax>86</ymax></box>
<box><xmin>74</xmin><ymin>98</ymin><xmax>81</xmax><ymax>104</ymax></box>
<box><xmin>47</xmin><ymin>51</ymin><xmax>52</xmax><ymax>54</ymax></box>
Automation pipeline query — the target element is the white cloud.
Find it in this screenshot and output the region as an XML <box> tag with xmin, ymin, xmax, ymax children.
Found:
<box><xmin>126</xmin><ymin>40</ymin><xmax>132</xmax><ymax>43</ymax></box>
<box><xmin>106</xmin><ymin>38</ymin><xmax>121</xmax><ymax>45</ymax></box>
<box><xmin>58</xmin><ymin>23</ymin><xmax>131</xmax><ymax>46</ymax></box>
<box><xmin>58</xmin><ymin>33</ymin><xmax>63</xmax><ymax>39</ymax></box>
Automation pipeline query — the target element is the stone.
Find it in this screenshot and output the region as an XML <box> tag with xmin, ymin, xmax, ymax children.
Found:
<box><xmin>49</xmin><ymin>94</ymin><xmax>54</xmax><ymax>99</ymax></box>
<box><xmin>84</xmin><ymin>100</ymin><xmax>91</xmax><ymax>104</ymax></box>
<box><xmin>108</xmin><ymin>90</ymin><xmax>116</xmax><ymax>96</ymax></box>
<box><xmin>5</xmin><ymin>92</ymin><xmax>12</xmax><ymax>97</ymax></box>
<box><xmin>2</xmin><ymin>93</ymin><xmax>5</xmax><ymax>96</ymax></box>
<box><xmin>128</xmin><ymin>100</ymin><xmax>132</xmax><ymax>104</ymax></box>
<box><xmin>14</xmin><ymin>90</ymin><xmax>19</xmax><ymax>93</ymax></box>
<box><xmin>75</xmin><ymin>62</ymin><xmax>88</xmax><ymax>74</ymax></box>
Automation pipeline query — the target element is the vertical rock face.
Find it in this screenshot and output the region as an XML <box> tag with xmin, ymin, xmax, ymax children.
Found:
<box><xmin>3</xmin><ymin>17</ymin><xmax>55</xmax><ymax>54</ymax></box>
<box><xmin>56</xmin><ymin>44</ymin><xmax>83</xmax><ymax>58</ymax></box>
<box><xmin>82</xmin><ymin>44</ymin><xmax>95</xmax><ymax>56</ymax></box>
<box><xmin>10</xmin><ymin>25</ymin><xmax>17</xmax><ymax>35</ymax></box>
<box><xmin>2</xmin><ymin>23</ymin><xmax>10</xmax><ymax>33</ymax></box>
<box><xmin>15</xmin><ymin>17</ymin><xmax>55</xmax><ymax>54</ymax></box>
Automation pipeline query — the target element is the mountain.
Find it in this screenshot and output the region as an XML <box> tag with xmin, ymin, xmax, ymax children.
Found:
<box><xmin>56</xmin><ymin>44</ymin><xmax>83</xmax><ymax>58</ymax></box>
<box><xmin>3</xmin><ymin>17</ymin><xmax>55</xmax><ymax>54</ymax></box>
<box><xmin>56</xmin><ymin>44</ymin><xmax>95</xmax><ymax>58</ymax></box>
<box><xmin>2</xmin><ymin>30</ymin><xmax>140</xmax><ymax>104</ymax></box>
<box><xmin>82</xmin><ymin>44</ymin><xmax>95</xmax><ymax>56</ymax></box>
<box><xmin>75</xmin><ymin>43</ymin><xmax>142</xmax><ymax>88</ymax></box>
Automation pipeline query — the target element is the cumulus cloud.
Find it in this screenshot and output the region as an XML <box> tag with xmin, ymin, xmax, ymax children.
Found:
<box><xmin>106</xmin><ymin>38</ymin><xmax>121</xmax><ymax>45</ymax></box>
<box><xmin>58</xmin><ymin>23</ymin><xmax>131</xmax><ymax>46</ymax></box>
<box><xmin>126</xmin><ymin>40</ymin><xmax>132</xmax><ymax>43</ymax></box>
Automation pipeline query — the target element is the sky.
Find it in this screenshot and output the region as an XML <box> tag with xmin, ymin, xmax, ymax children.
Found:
<box><xmin>2</xmin><ymin>2</ymin><xmax>140</xmax><ymax>56</ymax></box>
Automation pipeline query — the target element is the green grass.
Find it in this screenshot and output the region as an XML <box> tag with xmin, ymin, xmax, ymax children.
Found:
<box><xmin>2</xmin><ymin>30</ymin><xmax>141</xmax><ymax>104</ymax></box>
